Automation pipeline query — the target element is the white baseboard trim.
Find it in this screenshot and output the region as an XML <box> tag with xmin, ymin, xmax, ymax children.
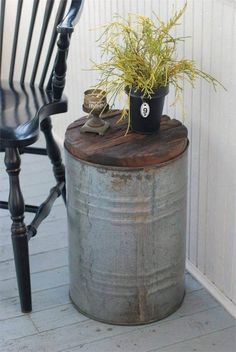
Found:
<box><xmin>186</xmin><ymin>260</ymin><xmax>236</xmax><ymax>319</ymax></box>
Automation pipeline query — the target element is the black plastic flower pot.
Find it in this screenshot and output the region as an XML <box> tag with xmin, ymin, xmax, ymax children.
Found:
<box><xmin>127</xmin><ymin>86</ymin><xmax>169</xmax><ymax>134</ymax></box>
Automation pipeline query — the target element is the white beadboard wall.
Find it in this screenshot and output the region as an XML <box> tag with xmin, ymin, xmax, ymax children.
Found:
<box><xmin>2</xmin><ymin>0</ymin><xmax>236</xmax><ymax>316</ymax></box>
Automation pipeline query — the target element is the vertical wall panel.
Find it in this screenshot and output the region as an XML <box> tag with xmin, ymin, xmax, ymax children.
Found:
<box><xmin>221</xmin><ymin>2</ymin><xmax>235</xmax><ymax>298</ymax></box>
<box><xmin>197</xmin><ymin>0</ymin><xmax>213</xmax><ymax>275</ymax></box>
<box><xmin>205</xmin><ymin>0</ymin><xmax>222</xmax><ymax>285</ymax></box>
<box><xmin>182</xmin><ymin>0</ymin><xmax>193</xmax><ymax>261</ymax></box>
<box><xmin>188</xmin><ymin>0</ymin><xmax>203</xmax><ymax>266</ymax></box>
<box><xmin>229</xmin><ymin>0</ymin><xmax>236</xmax><ymax>303</ymax></box>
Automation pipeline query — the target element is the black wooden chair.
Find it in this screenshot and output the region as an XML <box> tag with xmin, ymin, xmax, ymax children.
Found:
<box><xmin>0</xmin><ymin>0</ymin><xmax>84</xmax><ymax>312</ymax></box>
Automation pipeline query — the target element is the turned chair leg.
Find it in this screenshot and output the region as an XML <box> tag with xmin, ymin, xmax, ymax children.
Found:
<box><xmin>41</xmin><ymin>117</ymin><xmax>66</xmax><ymax>203</ymax></box>
<box><xmin>4</xmin><ymin>148</ymin><xmax>32</xmax><ymax>313</ymax></box>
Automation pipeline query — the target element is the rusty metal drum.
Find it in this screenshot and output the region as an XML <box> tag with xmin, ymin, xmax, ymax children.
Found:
<box><xmin>65</xmin><ymin>114</ymin><xmax>189</xmax><ymax>325</ymax></box>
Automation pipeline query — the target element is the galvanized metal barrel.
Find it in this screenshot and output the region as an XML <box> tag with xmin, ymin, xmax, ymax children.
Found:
<box><xmin>65</xmin><ymin>114</ymin><xmax>188</xmax><ymax>325</ymax></box>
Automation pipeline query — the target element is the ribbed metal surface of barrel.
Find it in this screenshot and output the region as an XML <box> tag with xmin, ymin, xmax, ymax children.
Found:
<box><xmin>66</xmin><ymin>148</ymin><xmax>188</xmax><ymax>325</ymax></box>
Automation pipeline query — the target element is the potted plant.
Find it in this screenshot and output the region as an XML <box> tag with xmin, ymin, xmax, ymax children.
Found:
<box><xmin>91</xmin><ymin>3</ymin><xmax>222</xmax><ymax>134</ymax></box>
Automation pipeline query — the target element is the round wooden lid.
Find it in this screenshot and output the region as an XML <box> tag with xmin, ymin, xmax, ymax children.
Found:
<box><xmin>64</xmin><ymin>112</ymin><xmax>188</xmax><ymax>167</ymax></box>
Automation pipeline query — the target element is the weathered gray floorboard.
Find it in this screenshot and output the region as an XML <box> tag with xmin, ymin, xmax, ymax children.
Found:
<box><xmin>153</xmin><ymin>326</ymin><xmax>236</xmax><ymax>352</ymax></box>
<box><xmin>0</xmin><ymin>231</ymin><xmax>67</xmax><ymax>263</ymax></box>
<box><xmin>28</xmin><ymin>287</ymin><xmax>220</xmax><ymax>334</ymax></box>
<box><xmin>0</xmin><ymin>248</ymin><xmax>68</xmax><ymax>281</ymax></box>
<box><xmin>0</xmin><ymin>274</ymin><xmax>210</xmax><ymax>323</ymax></box>
<box><xmin>0</xmin><ymin>319</ymin><xmax>136</xmax><ymax>352</ymax></box>
<box><xmin>0</xmin><ymin>266</ymin><xmax>69</xmax><ymax>300</ymax></box>
<box><xmin>173</xmin><ymin>289</ymin><xmax>219</xmax><ymax>317</ymax></box>
<box><xmin>61</xmin><ymin>307</ymin><xmax>235</xmax><ymax>352</ymax></box>
<box><xmin>1</xmin><ymin>306</ymin><xmax>234</xmax><ymax>352</ymax></box>
<box><xmin>30</xmin><ymin>303</ymin><xmax>88</xmax><ymax>332</ymax></box>
<box><xmin>0</xmin><ymin>285</ymin><xmax>70</xmax><ymax>321</ymax></box>
<box><xmin>185</xmin><ymin>273</ymin><xmax>202</xmax><ymax>293</ymax></box>
<box><xmin>0</xmin><ymin>316</ymin><xmax>37</xmax><ymax>344</ymax></box>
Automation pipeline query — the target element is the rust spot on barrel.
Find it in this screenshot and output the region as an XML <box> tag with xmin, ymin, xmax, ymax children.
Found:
<box><xmin>138</xmin><ymin>286</ymin><xmax>149</xmax><ymax>322</ymax></box>
<box><xmin>111</xmin><ymin>173</ymin><xmax>132</xmax><ymax>191</ymax></box>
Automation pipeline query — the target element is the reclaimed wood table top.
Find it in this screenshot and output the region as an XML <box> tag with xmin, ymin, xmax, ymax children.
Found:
<box><xmin>64</xmin><ymin>112</ymin><xmax>188</xmax><ymax>167</ymax></box>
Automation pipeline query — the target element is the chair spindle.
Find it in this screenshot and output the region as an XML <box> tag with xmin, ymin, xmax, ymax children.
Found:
<box><xmin>30</xmin><ymin>0</ymin><xmax>54</xmax><ymax>87</ymax></box>
<box><xmin>9</xmin><ymin>0</ymin><xmax>23</xmax><ymax>84</ymax></box>
<box><xmin>39</xmin><ymin>0</ymin><xmax>68</xmax><ymax>89</ymax></box>
<box><xmin>0</xmin><ymin>0</ymin><xmax>6</xmax><ymax>78</ymax></box>
<box><xmin>20</xmin><ymin>0</ymin><xmax>40</xmax><ymax>86</ymax></box>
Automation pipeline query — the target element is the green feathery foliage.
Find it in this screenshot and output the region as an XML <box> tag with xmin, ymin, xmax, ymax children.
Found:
<box><xmin>90</xmin><ymin>3</ymin><xmax>223</xmax><ymax>131</ymax></box>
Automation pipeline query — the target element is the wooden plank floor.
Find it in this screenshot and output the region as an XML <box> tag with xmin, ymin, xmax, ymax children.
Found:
<box><xmin>0</xmin><ymin>146</ymin><xmax>235</xmax><ymax>352</ymax></box>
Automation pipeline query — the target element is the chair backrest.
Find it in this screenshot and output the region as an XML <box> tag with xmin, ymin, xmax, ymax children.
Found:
<box><xmin>0</xmin><ymin>0</ymin><xmax>80</xmax><ymax>98</ymax></box>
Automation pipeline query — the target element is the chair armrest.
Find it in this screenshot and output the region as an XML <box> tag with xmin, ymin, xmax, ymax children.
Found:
<box><xmin>57</xmin><ymin>0</ymin><xmax>85</xmax><ymax>34</ymax></box>
<box><xmin>51</xmin><ymin>0</ymin><xmax>84</xmax><ymax>100</ymax></box>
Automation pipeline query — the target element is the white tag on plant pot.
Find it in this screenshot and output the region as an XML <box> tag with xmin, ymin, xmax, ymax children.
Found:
<box><xmin>140</xmin><ymin>102</ymin><xmax>150</xmax><ymax>118</ymax></box>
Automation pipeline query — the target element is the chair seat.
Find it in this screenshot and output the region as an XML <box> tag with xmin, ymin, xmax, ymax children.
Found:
<box><xmin>0</xmin><ymin>81</ymin><xmax>67</xmax><ymax>148</ymax></box>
